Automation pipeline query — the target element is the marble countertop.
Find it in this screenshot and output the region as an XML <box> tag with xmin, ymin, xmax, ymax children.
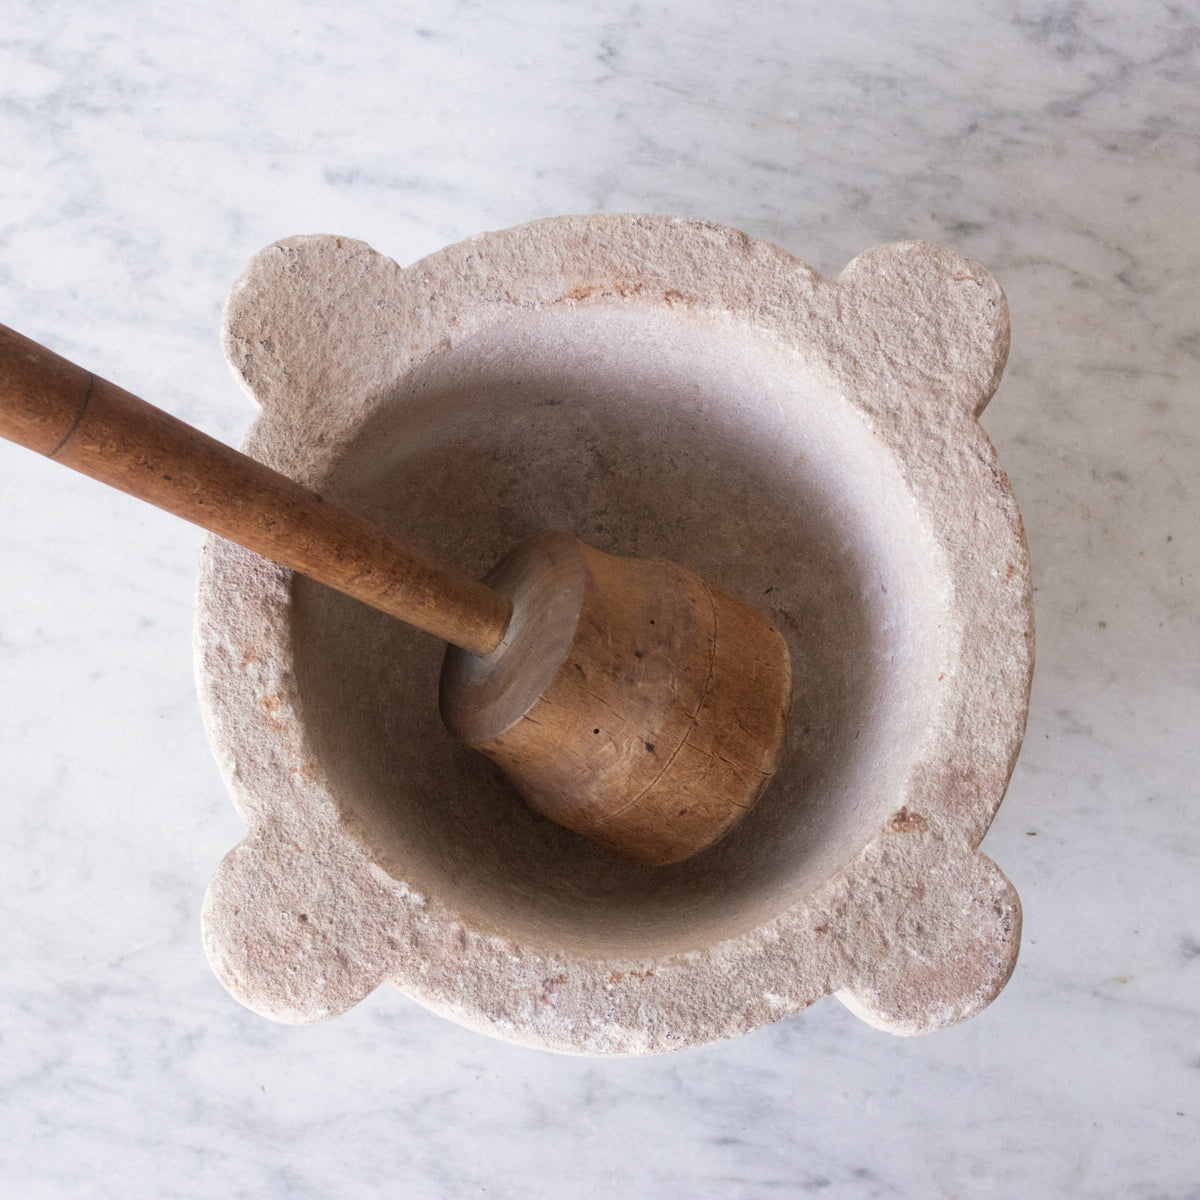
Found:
<box><xmin>1</xmin><ymin>2</ymin><xmax>1196</xmax><ymax>1196</ymax></box>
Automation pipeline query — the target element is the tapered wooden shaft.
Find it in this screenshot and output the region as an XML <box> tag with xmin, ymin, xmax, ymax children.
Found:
<box><xmin>0</xmin><ymin>323</ymin><xmax>511</xmax><ymax>656</ymax></box>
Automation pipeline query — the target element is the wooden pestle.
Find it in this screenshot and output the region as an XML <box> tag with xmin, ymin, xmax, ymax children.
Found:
<box><xmin>0</xmin><ymin>323</ymin><xmax>511</xmax><ymax>656</ymax></box>
<box><xmin>0</xmin><ymin>323</ymin><xmax>791</xmax><ymax>865</ymax></box>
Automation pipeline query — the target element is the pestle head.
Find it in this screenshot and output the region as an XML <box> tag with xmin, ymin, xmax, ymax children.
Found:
<box><xmin>439</xmin><ymin>531</ymin><xmax>792</xmax><ymax>865</ymax></box>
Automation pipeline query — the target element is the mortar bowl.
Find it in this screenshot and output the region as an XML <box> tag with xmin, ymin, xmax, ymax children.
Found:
<box><xmin>196</xmin><ymin>216</ymin><xmax>1033</xmax><ymax>1053</ymax></box>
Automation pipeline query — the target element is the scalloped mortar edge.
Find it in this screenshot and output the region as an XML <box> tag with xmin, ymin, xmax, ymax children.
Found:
<box><xmin>195</xmin><ymin>215</ymin><xmax>1034</xmax><ymax>1055</ymax></box>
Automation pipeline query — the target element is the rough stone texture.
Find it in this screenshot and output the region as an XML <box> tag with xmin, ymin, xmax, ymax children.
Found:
<box><xmin>196</xmin><ymin>215</ymin><xmax>1033</xmax><ymax>1053</ymax></box>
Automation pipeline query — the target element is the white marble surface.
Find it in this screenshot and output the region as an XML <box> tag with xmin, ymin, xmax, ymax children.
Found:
<box><xmin>1</xmin><ymin>1</ymin><xmax>1196</xmax><ymax>1195</ymax></box>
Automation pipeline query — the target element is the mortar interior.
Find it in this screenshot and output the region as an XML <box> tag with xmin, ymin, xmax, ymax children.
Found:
<box><xmin>287</xmin><ymin>304</ymin><xmax>949</xmax><ymax>958</ymax></box>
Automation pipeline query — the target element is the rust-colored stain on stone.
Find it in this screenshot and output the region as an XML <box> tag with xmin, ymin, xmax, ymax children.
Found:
<box><xmin>887</xmin><ymin>806</ymin><xmax>929</xmax><ymax>834</ymax></box>
<box><xmin>607</xmin><ymin>967</ymin><xmax>655</xmax><ymax>986</ymax></box>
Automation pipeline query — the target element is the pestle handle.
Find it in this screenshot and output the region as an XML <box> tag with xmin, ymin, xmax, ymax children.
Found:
<box><xmin>0</xmin><ymin>323</ymin><xmax>512</xmax><ymax>656</ymax></box>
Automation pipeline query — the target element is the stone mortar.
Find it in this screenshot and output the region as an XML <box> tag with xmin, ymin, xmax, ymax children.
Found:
<box><xmin>195</xmin><ymin>214</ymin><xmax>1034</xmax><ymax>1054</ymax></box>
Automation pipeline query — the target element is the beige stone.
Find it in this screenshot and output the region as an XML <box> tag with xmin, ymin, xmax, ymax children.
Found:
<box><xmin>196</xmin><ymin>215</ymin><xmax>1033</xmax><ymax>1053</ymax></box>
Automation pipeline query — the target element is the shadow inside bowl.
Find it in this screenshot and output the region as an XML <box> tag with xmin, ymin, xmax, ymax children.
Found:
<box><xmin>288</xmin><ymin>303</ymin><xmax>947</xmax><ymax>957</ymax></box>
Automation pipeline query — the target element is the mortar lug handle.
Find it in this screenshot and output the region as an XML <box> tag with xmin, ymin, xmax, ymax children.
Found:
<box><xmin>833</xmin><ymin>847</ymin><xmax>1022</xmax><ymax>1035</ymax></box>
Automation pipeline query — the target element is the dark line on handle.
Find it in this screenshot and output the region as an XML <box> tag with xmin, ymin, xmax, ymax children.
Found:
<box><xmin>48</xmin><ymin>372</ymin><xmax>95</xmax><ymax>459</ymax></box>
